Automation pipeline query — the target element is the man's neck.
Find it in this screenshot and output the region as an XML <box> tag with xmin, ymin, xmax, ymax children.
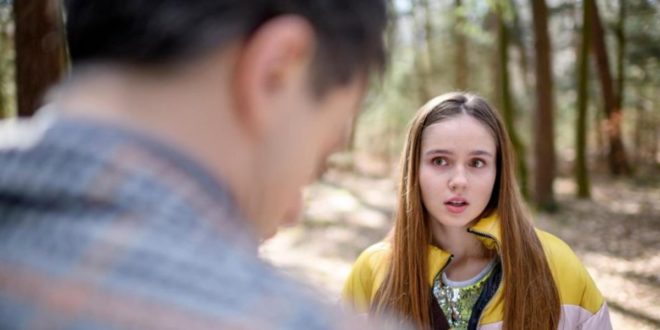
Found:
<box><xmin>50</xmin><ymin>60</ymin><xmax>258</xmax><ymax>234</ymax></box>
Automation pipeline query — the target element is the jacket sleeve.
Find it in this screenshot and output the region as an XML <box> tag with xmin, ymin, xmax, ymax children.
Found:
<box><xmin>537</xmin><ymin>230</ymin><xmax>613</xmax><ymax>330</ymax></box>
<box><xmin>576</xmin><ymin>264</ymin><xmax>612</xmax><ymax>330</ymax></box>
<box><xmin>579</xmin><ymin>302</ymin><xmax>612</xmax><ymax>330</ymax></box>
<box><xmin>342</xmin><ymin>244</ymin><xmax>387</xmax><ymax>313</ymax></box>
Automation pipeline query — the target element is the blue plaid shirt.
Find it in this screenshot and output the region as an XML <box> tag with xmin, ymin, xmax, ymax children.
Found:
<box><xmin>0</xmin><ymin>111</ymin><xmax>367</xmax><ymax>329</ymax></box>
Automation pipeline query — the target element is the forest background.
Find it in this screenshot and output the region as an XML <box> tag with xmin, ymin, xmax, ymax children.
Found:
<box><xmin>0</xmin><ymin>0</ymin><xmax>658</xmax><ymax>328</ymax></box>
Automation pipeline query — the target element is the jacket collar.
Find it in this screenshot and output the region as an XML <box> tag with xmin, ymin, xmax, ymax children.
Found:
<box><xmin>426</xmin><ymin>213</ymin><xmax>501</xmax><ymax>284</ymax></box>
<box><xmin>468</xmin><ymin>213</ymin><xmax>502</xmax><ymax>250</ymax></box>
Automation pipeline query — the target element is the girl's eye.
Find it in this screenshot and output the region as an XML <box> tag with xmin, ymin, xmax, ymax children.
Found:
<box><xmin>432</xmin><ymin>157</ymin><xmax>448</xmax><ymax>166</ymax></box>
<box><xmin>471</xmin><ymin>159</ymin><xmax>486</xmax><ymax>168</ymax></box>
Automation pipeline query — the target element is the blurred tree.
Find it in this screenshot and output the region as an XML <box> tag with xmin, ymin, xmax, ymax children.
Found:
<box><xmin>495</xmin><ymin>0</ymin><xmax>529</xmax><ymax>199</ymax></box>
<box><xmin>348</xmin><ymin>0</ymin><xmax>398</xmax><ymax>156</ymax></box>
<box><xmin>0</xmin><ymin>4</ymin><xmax>10</xmax><ymax>118</ymax></box>
<box><xmin>626</xmin><ymin>0</ymin><xmax>659</xmax><ymax>167</ymax></box>
<box><xmin>588</xmin><ymin>0</ymin><xmax>631</xmax><ymax>175</ymax></box>
<box><xmin>412</xmin><ymin>0</ymin><xmax>434</xmax><ymax>102</ymax></box>
<box><xmin>454</xmin><ymin>0</ymin><xmax>468</xmax><ymax>90</ymax></box>
<box><xmin>530</xmin><ymin>0</ymin><xmax>557</xmax><ymax>210</ymax></box>
<box><xmin>510</xmin><ymin>0</ymin><xmax>531</xmax><ymax>96</ymax></box>
<box><xmin>488</xmin><ymin>10</ymin><xmax>501</xmax><ymax>109</ymax></box>
<box><xmin>0</xmin><ymin>1</ymin><xmax>12</xmax><ymax>118</ymax></box>
<box><xmin>385</xmin><ymin>0</ymin><xmax>398</xmax><ymax>51</ymax></box>
<box><xmin>14</xmin><ymin>0</ymin><xmax>67</xmax><ymax>117</ymax></box>
<box><xmin>576</xmin><ymin>0</ymin><xmax>592</xmax><ymax>199</ymax></box>
<box><xmin>615</xmin><ymin>0</ymin><xmax>625</xmax><ymax>112</ymax></box>
<box><xmin>351</xmin><ymin>0</ymin><xmax>658</xmax><ymax>181</ymax></box>
<box><xmin>421</xmin><ymin>0</ymin><xmax>435</xmax><ymax>79</ymax></box>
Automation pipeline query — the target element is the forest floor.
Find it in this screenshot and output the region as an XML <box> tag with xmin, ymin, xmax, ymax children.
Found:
<box><xmin>261</xmin><ymin>167</ymin><xmax>660</xmax><ymax>330</ymax></box>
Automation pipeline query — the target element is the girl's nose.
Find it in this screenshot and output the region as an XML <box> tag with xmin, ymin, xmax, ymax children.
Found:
<box><xmin>448</xmin><ymin>167</ymin><xmax>468</xmax><ymax>192</ymax></box>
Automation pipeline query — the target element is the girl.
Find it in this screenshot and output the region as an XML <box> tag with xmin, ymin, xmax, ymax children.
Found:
<box><xmin>342</xmin><ymin>92</ymin><xmax>611</xmax><ymax>330</ymax></box>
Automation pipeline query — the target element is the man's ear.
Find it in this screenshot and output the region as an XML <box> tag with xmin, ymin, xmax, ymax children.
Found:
<box><xmin>232</xmin><ymin>16</ymin><xmax>315</xmax><ymax>137</ymax></box>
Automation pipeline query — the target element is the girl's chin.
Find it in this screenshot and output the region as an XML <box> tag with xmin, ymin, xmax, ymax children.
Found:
<box><xmin>432</xmin><ymin>212</ymin><xmax>481</xmax><ymax>228</ymax></box>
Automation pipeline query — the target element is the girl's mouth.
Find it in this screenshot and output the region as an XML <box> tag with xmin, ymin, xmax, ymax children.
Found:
<box><xmin>444</xmin><ymin>198</ymin><xmax>469</xmax><ymax>214</ymax></box>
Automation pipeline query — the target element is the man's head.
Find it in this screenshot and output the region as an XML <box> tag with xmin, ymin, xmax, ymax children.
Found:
<box><xmin>65</xmin><ymin>0</ymin><xmax>386</xmax><ymax>96</ymax></box>
<box><xmin>62</xmin><ymin>0</ymin><xmax>387</xmax><ymax>238</ymax></box>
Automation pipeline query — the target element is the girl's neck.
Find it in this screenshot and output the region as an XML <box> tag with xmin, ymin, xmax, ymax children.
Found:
<box><xmin>431</xmin><ymin>220</ymin><xmax>495</xmax><ymax>281</ymax></box>
<box><xmin>430</xmin><ymin>221</ymin><xmax>489</xmax><ymax>260</ymax></box>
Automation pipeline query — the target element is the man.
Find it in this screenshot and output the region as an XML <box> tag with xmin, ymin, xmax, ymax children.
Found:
<box><xmin>0</xmin><ymin>1</ymin><xmax>388</xmax><ymax>328</ymax></box>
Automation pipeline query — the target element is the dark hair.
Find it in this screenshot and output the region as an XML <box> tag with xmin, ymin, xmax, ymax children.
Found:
<box><xmin>64</xmin><ymin>0</ymin><xmax>387</xmax><ymax>95</ymax></box>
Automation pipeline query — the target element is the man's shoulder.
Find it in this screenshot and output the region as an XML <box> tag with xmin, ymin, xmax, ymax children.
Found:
<box><xmin>0</xmin><ymin>115</ymin><xmax>52</xmax><ymax>151</ymax></box>
<box><xmin>0</xmin><ymin>216</ymin><xmax>347</xmax><ymax>329</ymax></box>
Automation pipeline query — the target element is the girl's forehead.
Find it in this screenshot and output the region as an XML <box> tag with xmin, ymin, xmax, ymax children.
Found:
<box><xmin>420</xmin><ymin>115</ymin><xmax>496</xmax><ymax>150</ymax></box>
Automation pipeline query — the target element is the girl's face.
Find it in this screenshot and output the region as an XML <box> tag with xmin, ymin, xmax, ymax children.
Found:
<box><xmin>418</xmin><ymin>114</ymin><xmax>497</xmax><ymax>230</ymax></box>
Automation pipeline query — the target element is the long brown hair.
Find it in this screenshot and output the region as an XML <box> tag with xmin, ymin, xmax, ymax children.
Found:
<box><xmin>371</xmin><ymin>92</ymin><xmax>560</xmax><ymax>329</ymax></box>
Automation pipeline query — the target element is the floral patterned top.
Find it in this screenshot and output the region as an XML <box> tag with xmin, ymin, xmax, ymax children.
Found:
<box><xmin>432</xmin><ymin>259</ymin><xmax>497</xmax><ymax>330</ymax></box>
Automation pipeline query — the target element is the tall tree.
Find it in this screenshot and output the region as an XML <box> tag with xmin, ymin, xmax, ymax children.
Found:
<box><xmin>14</xmin><ymin>0</ymin><xmax>67</xmax><ymax>117</ymax></box>
<box><xmin>454</xmin><ymin>0</ymin><xmax>468</xmax><ymax>90</ymax></box>
<box><xmin>412</xmin><ymin>0</ymin><xmax>433</xmax><ymax>102</ymax></box>
<box><xmin>385</xmin><ymin>0</ymin><xmax>398</xmax><ymax>51</ymax></box>
<box><xmin>0</xmin><ymin>3</ymin><xmax>10</xmax><ymax>118</ymax></box>
<box><xmin>421</xmin><ymin>0</ymin><xmax>435</xmax><ymax>81</ymax></box>
<box><xmin>625</xmin><ymin>0</ymin><xmax>660</xmax><ymax>166</ymax></box>
<box><xmin>495</xmin><ymin>1</ymin><xmax>529</xmax><ymax>199</ymax></box>
<box><xmin>615</xmin><ymin>0</ymin><xmax>625</xmax><ymax>112</ymax></box>
<box><xmin>588</xmin><ymin>0</ymin><xmax>631</xmax><ymax>175</ymax></box>
<box><xmin>530</xmin><ymin>0</ymin><xmax>557</xmax><ymax>209</ymax></box>
<box><xmin>576</xmin><ymin>0</ymin><xmax>592</xmax><ymax>199</ymax></box>
<box><xmin>510</xmin><ymin>0</ymin><xmax>532</xmax><ymax>96</ymax></box>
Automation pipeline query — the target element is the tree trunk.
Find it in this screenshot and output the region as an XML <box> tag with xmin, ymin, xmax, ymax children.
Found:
<box><xmin>385</xmin><ymin>0</ymin><xmax>398</xmax><ymax>50</ymax></box>
<box><xmin>0</xmin><ymin>8</ymin><xmax>10</xmax><ymax>118</ymax></box>
<box><xmin>633</xmin><ymin>102</ymin><xmax>643</xmax><ymax>163</ymax></box>
<box><xmin>576</xmin><ymin>0</ymin><xmax>592</xmax><ymax>199</ymax></box>
<box><xmin>510</xmin><ymin>0</ymin><xmax>531</xmax><ymax>96</ymax></box>
<box><xmin>412</xmin><ymin>0</ymin><xmax>432</xmax><ymax>102</ymax></box>
<box><xmin>588</xmin><ymin>0</ymin><xmax>631</xmax><ymax>175</ymax></box>
<box><xmin>422</xmin><ymin>0</ymin><xmax>434</xmax><ymax>78</ymax></box>
<box><xmin>616</xmin><ymin>0</ymin><xmax>625</xmax><ymax>111</ymax></box>
<box><xmin>635</xmin><ymin>71</ymin><xmax>659</xmax><ymax>166</ymax></box>
<box><xmin>454</xmin><ymin>0</ymin><xmax>468</xmax><ymax>90</ymax></box>
<box><xmin>14</xmin><ymin>0</ymin><xmax>67</xmax><ymax>117</ymax></box>
<box><xmin>530</xmin><ymin>0</ymin><xmax>556</xmax><ymax>210</ymax></box>
<box><xmin>496</xmin><ymin>3</ymin><xmax>529</xmax><ymax>199</ymax></box>
<box><xmin>594</xmin><ymin>96</ymin><xmax>606</xmax><ymax>158</ymax></box>
<box><xmin>615</xmin><ymin>0</ymin><xmax>630</xmax><ymax>167</ymax></box>
<box><xmin>488</xmin><ymin>10</ymin><xmax>501</xmax><ymax>110</ymax></box>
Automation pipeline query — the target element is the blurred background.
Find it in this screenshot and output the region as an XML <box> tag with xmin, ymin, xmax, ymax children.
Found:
<box><xmin>0</xmin><ymin>0</ymin><xmax>658</xmax><ymax>329</ymax></box>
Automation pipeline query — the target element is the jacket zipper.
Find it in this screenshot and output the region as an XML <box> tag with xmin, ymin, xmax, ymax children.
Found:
<box><xmin>466</xmin><ymin>228</ymin><xmax>503</xmax><ymax>328</ymax></box>
<box><xmin>431</xmin><ymin>254</ymin><xmax>453</xmax><ymax>329</ymax></box>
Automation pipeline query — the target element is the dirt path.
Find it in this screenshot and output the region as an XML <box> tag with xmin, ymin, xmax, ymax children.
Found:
<box><xmin>261</xmin><ymin>170</ymin><xmax>660</xmax><ymax>329</ymax></box>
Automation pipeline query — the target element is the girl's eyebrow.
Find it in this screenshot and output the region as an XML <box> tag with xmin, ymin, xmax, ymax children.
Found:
<box><xmin>424</xmin><ymin>149</ymin><xmax>494</xmax><ymax>158</ymax></box>
<box><xmin>424</xmin><ymin>149</ymin><xmax>452</xmax><ymax>156</ymax></box>
<box><xmin>470</xmin><ymin>150</ymin><xmax>494</xmax><ymax>158</ymax></box>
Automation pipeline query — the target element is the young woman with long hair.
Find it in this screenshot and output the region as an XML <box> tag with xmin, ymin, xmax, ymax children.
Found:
<box><xmin>342</xmin><ymin>92</ymin><xmax>611</xmax><ymax>330</ymax></box>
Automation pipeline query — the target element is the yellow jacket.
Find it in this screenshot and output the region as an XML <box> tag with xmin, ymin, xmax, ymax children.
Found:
<box><xmin>342</xmin><ymin>214</ymin><xmax>612</xmax><ymax>329</ymax></box>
